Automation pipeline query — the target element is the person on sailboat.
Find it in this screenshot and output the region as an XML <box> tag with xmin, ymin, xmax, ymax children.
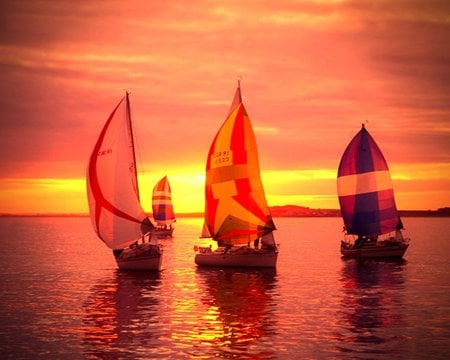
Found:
<box><xmin>224</xmin><ymin>243</ymin><xmax>231</xmax><ymax>254</ymax></box>
<box><xmin>261</xmin><ymin>242</ymin><xmax>275</xmax><ymax>251</ymax></box>
<box><xmin>130</xmin><ymin>241</ymin><xmax>139</xmax><ymax>249</ymax></box>
<box><xmin>354</xmin><ymin>235</ymin><xmax>365</xmax><ymax>248</ymax></box>
<box><xmin>113</xmin><ymin>249</ymin><xmax>124</xmax><ymax>257</ymax></box>
<box><xmin>395</xmin><ymin>221</ymin><xmax>404</xmax><ymax>241</ymax></box>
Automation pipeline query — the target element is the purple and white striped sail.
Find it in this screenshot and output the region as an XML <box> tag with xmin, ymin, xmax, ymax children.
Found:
<box><xmin>337</xmin><ymin>124</ymin><xmax>402</xmax><ymax>237</ymax></box>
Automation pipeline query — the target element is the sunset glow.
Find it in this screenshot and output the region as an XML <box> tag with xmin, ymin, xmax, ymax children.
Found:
<box><xmin>1</xmin><ymin>1</ymin><xmax>449</xmax><ymax>214</ymax></box>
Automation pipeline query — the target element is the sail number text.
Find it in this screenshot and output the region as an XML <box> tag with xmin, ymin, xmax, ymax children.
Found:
<box><xmin>97</xmin><ymin>149</ymin><xmax>112</xmax><ymax>156</ymax></box>
<box><xmin>212</xmin><ymin>150</ymin><xmax>231</xmax><ymax>165</ymax></box>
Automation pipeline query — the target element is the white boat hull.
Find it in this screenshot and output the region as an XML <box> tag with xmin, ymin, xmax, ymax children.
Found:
<box><xmin>341</xmin><ymin>240</ymin><xmax>409</xmax><ymax>259</ymax></box>
<box><xmin>114</xmin><ymin>243</ymin><xmax>163</xmax><ymax>271</ymax></box>
<box><xmin>195</xmin><ymin>247</ymin><xmax>278</xmax><ymax>268</ymax></box>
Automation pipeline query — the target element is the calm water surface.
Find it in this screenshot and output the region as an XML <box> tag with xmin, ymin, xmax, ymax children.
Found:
<box><xmin>0</xmin><ymin>217</ymin><xmax>449</xmax><ymax>359</ymax></box>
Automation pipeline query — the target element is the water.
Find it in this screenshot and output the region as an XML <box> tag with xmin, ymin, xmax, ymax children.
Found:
<box><xmin>0</xmin><ymin>217</ymin><xmax>449</xmax><ymax>359</ymax></box>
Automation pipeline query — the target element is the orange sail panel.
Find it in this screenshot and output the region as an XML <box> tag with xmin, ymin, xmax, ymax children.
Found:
<box><xmin>152</xmin><ymin>176</ymin><xmax>176</xmax><ymax>225</ymax></box>
<box><xmin>86</xmin><ymin>94</ymin><xmax>153</xmax><ymax>250</ymax></box>
<box><xmin>205</xmin><ymin>86</ymin><xmax>275</xmax><ymax>246</ymax></box>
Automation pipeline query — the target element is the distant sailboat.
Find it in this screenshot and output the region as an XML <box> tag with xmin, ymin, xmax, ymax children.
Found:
<box><xmin>195</xmin><ymin>82</ymin><xmax>278</xmax><ymax>268</ymax></box>
<box><xmin>337</xmin><ymin>124</ymin><xmax>410</xmax><ymax>259</ymax></box>
<box><xmin>151</xmin><ymin>176</ymin><xmax>176</xmax><ymax>237</ymax></box>
<box><xmin>87</xmin><ymin>93</ymin><xmax>162</xmax><ymax>270</ymax></box>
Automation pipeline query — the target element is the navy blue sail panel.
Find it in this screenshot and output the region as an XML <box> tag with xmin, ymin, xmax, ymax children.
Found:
<box><xmin>337</xmin><ymin>126</ymin><xmax>400</xmax><ymax>236</ymax></box>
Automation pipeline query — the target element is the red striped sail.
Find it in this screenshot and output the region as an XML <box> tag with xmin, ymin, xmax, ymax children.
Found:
<box><xmin>205</xmin><ymin>83</ymin><xmax>275</xmax><ymax>246</ymax></box>
<box><xmin>86</xmin><ymin>93</ymin><xmax>153</xmax><ymax>249</ymax></box>
<box><xmin>152</xmin><ymin>176</ymin><xmax>176</xmax><ymax>225</ymax></box>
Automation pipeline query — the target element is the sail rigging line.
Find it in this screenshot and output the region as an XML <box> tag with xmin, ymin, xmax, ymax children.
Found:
<box><xmin>125</xmin><ymin>92</ymin><xmax>141</xmax><ymax>202</ymax></box>
<box><xmin>125</xmin><ymin>92</ymin><xmax>151</xmax><ymax>213</ymax></box>
<box><xmin>87</xmin><ymin>96</ymin><xmax>147</xmax><ymax>239</ymax></box>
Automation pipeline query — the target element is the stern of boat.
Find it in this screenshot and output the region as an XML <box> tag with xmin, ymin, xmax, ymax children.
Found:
<box><xmin>115</xmin><ymin>243</ymin><xmax>163</xmax><ymax>271</ymax></box>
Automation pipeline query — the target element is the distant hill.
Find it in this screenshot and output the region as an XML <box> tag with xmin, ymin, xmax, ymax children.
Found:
<box><xmin>270</xmin><ymin>205</ymin><xmax>340</xmax><ymax>217</ymax></box>
<box><xmin>269</xmin><ymin>205</ymin><xmax>450</xmax><ymax>217</ymax></box>
<box><xmin>399</xmin><ymin>207</ymin><xmax>450</xmax><ymax>217</ymax></box>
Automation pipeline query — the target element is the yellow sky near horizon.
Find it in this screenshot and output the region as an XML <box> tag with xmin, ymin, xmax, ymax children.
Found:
<box><xmin>1</xmin><ymin>160</ymin><xmax>449</xmax><ymax>214</ymax></box>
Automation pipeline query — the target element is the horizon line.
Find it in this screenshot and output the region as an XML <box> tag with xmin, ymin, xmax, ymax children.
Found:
<box><xmin>1</xmin><ymin>205</ymin><xmax>449</xmax><ymax>217</ymax></box>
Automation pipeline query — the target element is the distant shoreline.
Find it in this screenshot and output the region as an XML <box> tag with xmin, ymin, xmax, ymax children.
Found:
<box><xmin>1</xmin><ymin>205</ymin><xmax>449</xmax><ymax>217</ymax></box>
<box><xmin>268</xmin><ymin>205</ymin><xmax>450</xmax><ymax>218</ymax></box>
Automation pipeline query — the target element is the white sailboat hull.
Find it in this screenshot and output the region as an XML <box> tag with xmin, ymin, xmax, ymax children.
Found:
<box><xmin>340</xmin><ymin>240</ymin><xmax>409</xmax><ymax>259</ymax></box>
<box><xmin>114</xmin><ymin>243</ymin><xmax>163</xmax><ymax>271</ymax></box>
<box><xmin>195</xmin><ymin>247</ymin><xmax>278</xmax><ymax>268</ymax></box>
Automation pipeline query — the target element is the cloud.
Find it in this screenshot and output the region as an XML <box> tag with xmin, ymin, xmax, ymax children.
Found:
<box><xmin>254</xmin><ymin>126</ymin><xmax>280</xmax><ymax>134</ymax></box>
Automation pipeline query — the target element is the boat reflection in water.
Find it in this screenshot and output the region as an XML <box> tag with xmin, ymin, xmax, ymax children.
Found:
<box><xmin>192</xmin><ymin>268</ymin><xmax>278</xmax><ymax>358</ymax></box>
<box><xmin>82</xmin><ymin>271</ymin><xmax>161</xmax><ymax>358</ymax></box>
<box><xmin>336</xmin><ymin>259</ymin><xmax>406</xmax><ymax>357</ymax></box>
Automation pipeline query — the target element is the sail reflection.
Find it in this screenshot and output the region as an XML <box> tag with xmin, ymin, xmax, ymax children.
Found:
<box><xmin>194</xmin><ymin>268</ymin><xmax>278</xmax><ymax>357</ymax></box>
<box><xmin>336</xmin><ymin>260</ymin><xmax>406</xmax><ymax>357</ymax></box>
<box><xmin>82</xmin><ymin>271</ymin><xmax>161</xmax><ymax>358</ymax></box>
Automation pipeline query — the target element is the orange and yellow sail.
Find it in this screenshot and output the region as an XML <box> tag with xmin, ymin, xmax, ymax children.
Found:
<box><xmin>205</xmin><ymin>83</ymin><xmax>275</xmax><ymax>246</ymax></box>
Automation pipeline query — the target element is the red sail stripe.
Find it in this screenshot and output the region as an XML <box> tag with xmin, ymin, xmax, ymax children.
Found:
<box><xmin>216</xmin><ymin>228</ymin><xmax>264</xmax><ymax>241</ymax></box>
<box><xmin>230</xmin><ymin>104</ymin><xmax>247</xmax><ymax>165</ymax></box>
<box><xmin>232</xmin><ymin>177</ymin><xmax>268</xmax><ymax>224</ymax></box>
<box><xmin>88</xmin><ymin>97</ymin><xmax>145</xmax><ymax>239</ymax></box>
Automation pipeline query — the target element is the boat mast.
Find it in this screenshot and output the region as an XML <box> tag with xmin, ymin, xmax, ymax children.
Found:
<box><xmin>125</xmin><ymin>91</ymin><xmax>141</xmax><ymax>201</ymax></box>
<box><xmin>237</xmin><ymin>79</ymin><xmax>242</xmax><ymax>102</ymax></box>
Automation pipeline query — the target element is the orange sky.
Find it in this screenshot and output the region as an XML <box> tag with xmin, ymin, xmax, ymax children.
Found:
<box><xmin>0</xmin><ymin>0</ymin><xmax>449</xmax><ymax>214</ymax></box>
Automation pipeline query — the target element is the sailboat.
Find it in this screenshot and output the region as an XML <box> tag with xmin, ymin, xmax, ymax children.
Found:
<box><xmin>87</xmin><ymin>93</ymin><xmax>163</xmax><ymax>271</ymax></box>
<box><xmin>194</xmin><ymin>82</ymin><xmax>278</xmax><ymax>268</ymax></box>
<box><xmin>151</xmin><ymin>176</ymin><xmax>176</xmax><ymax>237</ymax></box>
<box><xmin>337</xmin><ymin>124</ymin><xmax>410</xmax><ymax>259</ymax></box>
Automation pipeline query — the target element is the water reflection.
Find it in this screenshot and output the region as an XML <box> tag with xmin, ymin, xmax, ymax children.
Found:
<box><xmin>336</xmin><ymin>259</ymin><xmax>406</xmax><ymax>358</ymax></box>
<box><xmin>194</xmin><ymin>268</ymin><xmax>278</xmax><ymax>358</ymax></box>
<box><xmin>82</xmin><ymin>270</ymin><xmax>161</xmax><ymax>358</ymax></box>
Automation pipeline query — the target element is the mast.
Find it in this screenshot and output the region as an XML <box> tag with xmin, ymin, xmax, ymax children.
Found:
<box><xmin>126</xmin><ymin>92</ymin><xmax>141</xmax><ymax>201</ymax></box>
<box><xmin>237</xmin><ymin>79</ymin><xmax>242</xmax><ymax>102</ymax></box>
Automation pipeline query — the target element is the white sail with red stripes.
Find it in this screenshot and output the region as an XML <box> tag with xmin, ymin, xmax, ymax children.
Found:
<box><xmin>86</xmin><ymin>93</ymin><xmax>153</xmax><ymax>250</ymax></box>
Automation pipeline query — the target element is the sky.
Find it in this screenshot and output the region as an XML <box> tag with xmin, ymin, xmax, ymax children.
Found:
<box><xmin>0</xmin><ymin>0</ymin><xmax>449</xmax><ymax>214</ymax></box>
